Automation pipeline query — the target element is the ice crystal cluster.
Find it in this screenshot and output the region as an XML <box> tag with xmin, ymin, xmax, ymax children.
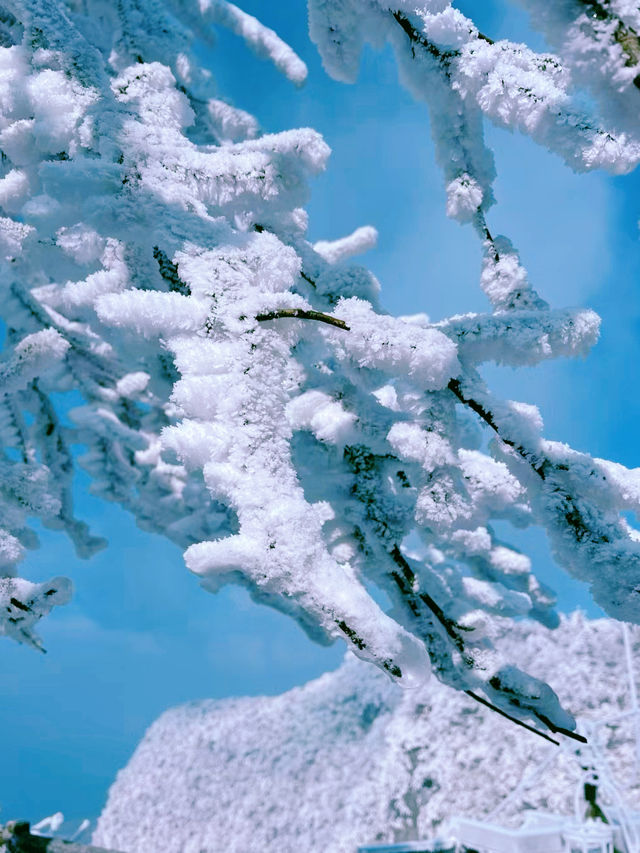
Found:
<box><xmin>1</xmin><ymin>0</ymin><xmax>640</xmax><ymax>735</ymax></box>
<box><xmin>94</xmin><ymin>615</ymin><xmax>640</xmax><ymax>853</ymax></box>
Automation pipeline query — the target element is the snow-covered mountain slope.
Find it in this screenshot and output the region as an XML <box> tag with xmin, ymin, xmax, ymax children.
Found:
<box><xmin>94</xmin><ymin>614</ymin><xmax>640</xmax><ymax>853</ymax></box>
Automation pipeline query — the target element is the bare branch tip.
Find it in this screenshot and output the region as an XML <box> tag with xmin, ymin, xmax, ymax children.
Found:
<box><xmin>255</xmin><ymin>309</ymin><xmax>350</xmax><ymax>331</ymax></box>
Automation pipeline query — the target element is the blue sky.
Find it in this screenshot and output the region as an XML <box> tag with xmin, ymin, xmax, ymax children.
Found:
<box><xmin>2</xmin><ymin>0</ymin><xmax>640</xmax><ymax>830</ymax></box>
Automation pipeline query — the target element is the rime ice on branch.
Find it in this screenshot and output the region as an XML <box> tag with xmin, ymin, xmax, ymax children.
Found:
<box><xmin>513</xmin><ymin>0</ymin><xmax>640</xmax><ymax>135</ymax></box>
<box><xmin>1</xmin><ymin>0</ymin><xmax>640</xmax><ymax>737</ymax></box>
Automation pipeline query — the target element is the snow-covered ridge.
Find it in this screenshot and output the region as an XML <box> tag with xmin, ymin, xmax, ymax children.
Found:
<box><xmin>95</xmin><ymin>615</ymin><xmax>640</xmax><ymax>853</ymax></box>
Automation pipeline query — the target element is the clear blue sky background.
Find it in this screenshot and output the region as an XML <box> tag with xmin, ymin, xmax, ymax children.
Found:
<box><xmin>2</xmin><ymin>0</ymin><xmax>640</xmax><ymax>830</ymax></box>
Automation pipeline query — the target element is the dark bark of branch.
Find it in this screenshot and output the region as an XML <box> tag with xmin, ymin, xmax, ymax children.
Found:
<box><xmin>465</xmin><ymin>690</ymin><xmax>560</xmax><ymax>745</ymax></box>
<box><xmin>391</xmin><ymin>9</ymin><xmax>494</xmax><ymax>61</ymax></box>
<box><xmin>256</xmin><ymin>309</ymin><xmax>350</xmax><ymax>331</ymax></box>
<box><xmin>153</xmin><ymin>246</ymin><xmax>191</xmax><ymax>296</ymax></box>
<box><xmin>535</xmin><ymin>712</ymin><xmax>588</xmax><ymax>743</ymax></box>
<box><xmin>334</xmin><ymin>619</ymin><xmax>403</xmax><ymax>679</ymax></box>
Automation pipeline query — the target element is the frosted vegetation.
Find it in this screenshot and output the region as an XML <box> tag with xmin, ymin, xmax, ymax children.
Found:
<box><xmin>1</xmin><ymin>0</ymin><xmax>640</xmax><ymax>738</ymax></box>
<box><xmin>95</xmin><ymin>616</ymin><xmax>640</xmax><ymax>853</ymax></box>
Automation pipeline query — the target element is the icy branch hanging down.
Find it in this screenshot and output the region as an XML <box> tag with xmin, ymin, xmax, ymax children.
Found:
<box><xmin>1</xmin><ymin>0</ymin><xmax>640</xmax><ymax>739</ymax></box>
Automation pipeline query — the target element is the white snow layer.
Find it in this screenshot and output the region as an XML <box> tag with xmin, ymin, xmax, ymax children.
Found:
<box><xmin>95</xmin><ymin>615</ymin><xmax>640</xmax><ymax>853</ymax></box>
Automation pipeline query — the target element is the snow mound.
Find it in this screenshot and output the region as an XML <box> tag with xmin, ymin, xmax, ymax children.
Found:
<box><xmin>95</xmin><ymin>614</ymin><xmax>640</xmax><ymax>853</ymax></box>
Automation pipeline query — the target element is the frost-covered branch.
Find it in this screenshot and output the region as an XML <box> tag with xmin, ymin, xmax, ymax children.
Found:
<box><xmin>1</xmin><ymin>0</ymin><xmax>639</xmax><ymax>738</ymax></box>
<box><xmin>514</xmin><ymin>0</ymin><xmax>640</xmax><ymax>132</ymax></box>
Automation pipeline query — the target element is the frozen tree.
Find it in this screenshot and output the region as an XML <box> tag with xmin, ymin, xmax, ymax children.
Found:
<box><xmin>1</xmin><ymin>0</ymin><xmax>640</xmax><ymax>742</ymax></box>
<box><xmin>94</xmin><ymin>616</ymin><xmax>640</xmax><ymax>852</ymax></box>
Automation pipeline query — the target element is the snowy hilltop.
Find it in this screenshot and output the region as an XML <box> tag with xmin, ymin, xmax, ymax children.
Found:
<box><xmin>95</xmin><ymin>614</ymin><xmax>640</xmax><ymax>853</ymax></box>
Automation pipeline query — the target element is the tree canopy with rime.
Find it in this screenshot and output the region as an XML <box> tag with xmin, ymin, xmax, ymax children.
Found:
<box><xmin>1</xmin><ymin>0</ymin><xmax>640</xmax><ymax>742</ymax></box>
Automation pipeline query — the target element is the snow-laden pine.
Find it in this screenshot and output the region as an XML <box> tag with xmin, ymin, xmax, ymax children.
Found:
<box><xmin>94</xmin><ymin>615</ymin><xmax>640</xmax><ymax>853</ymax></box>
<box><xmin>1</xmin><ymin>0</ymin><xmax>640</xmax><ymax>735</ymax></box>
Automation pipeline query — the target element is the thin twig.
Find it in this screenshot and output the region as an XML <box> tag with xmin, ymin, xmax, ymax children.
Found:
<box><xmin>535</xmin><ymin>712</ymin><xmax>588</xmax><ymax>743</ymax></box>
<box><xmin>466</xmin><ymin>691</ymin><xmax>561</xmax><ymax>746</ymax></box>
<box><xmin>256</xmin><ymin>309</ymin><xmax>350</xmax><ymax>331</ymax></box>
<box><xmin>477</xmin><ymin>31</ymin><xmax>495</xmax><ymax>45</ymax></box>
